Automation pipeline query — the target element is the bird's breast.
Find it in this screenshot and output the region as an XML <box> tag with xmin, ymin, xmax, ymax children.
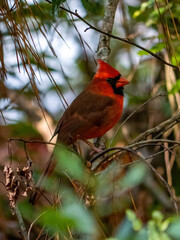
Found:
<box><xmin>80</xmin><ymin>95</ymin><xmax>124</xmax><ymax>139</ymax></box>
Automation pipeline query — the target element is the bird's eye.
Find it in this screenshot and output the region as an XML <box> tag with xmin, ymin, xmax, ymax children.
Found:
<box><xmin>107</xmin><ymin>78</ymin><xmax>113</xmax><ymax>83</ymax></box>
<box><xmin>106</xmin><ymin>74</ymin><xmax>121</xmax><ymax>83</ymax></box>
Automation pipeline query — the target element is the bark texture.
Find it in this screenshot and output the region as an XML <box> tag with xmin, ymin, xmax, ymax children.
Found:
<box><xmin>97</xmin><ymin>0</ymin><xmax>119</xmax><ymax>62</ymax></box>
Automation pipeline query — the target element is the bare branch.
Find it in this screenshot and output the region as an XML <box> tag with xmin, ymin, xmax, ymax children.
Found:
<box><xmin>56</xmin><ymin>5</ymin><xmax>179</xmax><ymax>70</ymax></box>
<box><xmin>97</xmin><ymin>0</ymin><xmax>119</xmax><ymax>62</ymax></box>
<box><xmin>42</xmin><ymin>0</ymin><xmax>179</xmax><ymax>69</ymax></box>
<box><xmin>15</xmin><ymin>206</ymin><xmax>28</xmax><ymax>240</ymax></box>
<box><xmin>109</xmin><ymin>93</ymin><xmax>166</xmax><ymax>147</ymax></box>
<box><xmin>89</xmin><ymin>146</ymin><xmax>178</xmax><ymax>213</ymax></box>
<box><xmin>128</xmin><ymin>138</ymin><xmax>180</xmax><ymax>148</ymax></box>
<box><xmin>27</xmin><ymin>211</ymin><xmax>47</xmax><ymax>240</ymax></box>
<box><xmin>8</xmin><ymin>138</ymin><xmax>56</xmax><ymax>146</ymax></box>
<box><xmin>130</xmin><ymin>112</ymin><xmax>180</xmax><ymax>144</ymax></box>
<box><xmin>144</xmin><ymin>145</ymin><xmax>179</xmax><ymax>162</ymax></box>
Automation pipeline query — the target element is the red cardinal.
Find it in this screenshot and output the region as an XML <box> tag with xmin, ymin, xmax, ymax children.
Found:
<box><xmin>30</xmin><ymin>60</ymin><xmax>128</xmax><ymax>204</ymax></box>
<box><xmin>51</xmin><ymin>60</ymin><xmax>129</xmax><ymax>145</ymax></box>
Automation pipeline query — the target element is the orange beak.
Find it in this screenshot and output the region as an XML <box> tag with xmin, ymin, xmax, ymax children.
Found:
<box><xmin>116</xmin><ymin>77</ymin><xmax>129</xmax><ymax>88</ymax></box>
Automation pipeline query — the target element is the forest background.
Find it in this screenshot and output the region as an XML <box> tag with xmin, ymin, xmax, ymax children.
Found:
<box><xmin>0</xmin><ymin>0</ymin><xmax>180</xmax><ymax>239</ymax></box>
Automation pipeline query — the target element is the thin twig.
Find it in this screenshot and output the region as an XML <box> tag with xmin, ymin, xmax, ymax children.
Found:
<box><xmin>130</xmin><ymin>112</ymin><xmax>180</xmax><ymax>144</ymax></box>
<box><xmin>109</xmin><ymin>93</ymin><xmax>166</xmax><ymax>147</ymax></box>
<box><xmin>144</xmin><ymin>144</ymin><xmax>179</xmax><ymax>162</ymax></box>
<box><xmin>89</xmin><ymin>146</ymin><xmax>178</xmax><ymax>214</ymax></box>
<box><xmin>15</xmin><ymin>205</ymin><xmax>28</xmax><ymax>240</ymax></box>
<box><xmin>27</xmin><ymin>210</ymin><xmax>47</xmax><ymax>240</ymax></box>
<box><xmin>128</xmin><ymin>138</ymin><xmax>180</xmax><ymax>148</ymax></box>
<box><xmin>164</xmin><ymin>142</ymin><xmax>172</xmax><ymax>187</ymax></box>
<box><xmin>8</xmin><ymin>138</ymin><xmax>56</xmax><ymax>146</ymax></box>
<box><xmin>42</xmin><ymin>0</ymin><xmax>179</xmax><ymax>69</ymax></box>
<box><xmin>0</xmin><ymin>108</ymin><xmax>6</xmax><ymax>124</ymax></box>
<box><xmin>57</xmin><ymin>6</ymin><xmax>179</xmax><ymax>70</ymax></box>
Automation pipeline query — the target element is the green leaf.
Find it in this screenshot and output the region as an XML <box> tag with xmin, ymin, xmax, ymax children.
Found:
<box><xmin>18</xmin><ymin>200</ymin><xmax>36</xmax><ymax>220</ymax></box>
<box><xmin>52</xmin><ymin>0</ymin><xmax>67</xmax><ymax>16</ymax></box>
<box><xmin>62</xmin><ymin>203</ymin><xmax>96</xmax><ymax>234</ymax></box>
<box><xmin>133</xmin><ymin>0</ymin><xmax>154</xmax><ymax>19</ymax></box>
<box><xmin>126</xmin><ymin>210</ymin><xmax>142</xmax><ymax>231</ymax></box>
<box><xmin>10</xmin><ymin>122</ymin><xmax>39</xmax><ymax>138</ymax></box>
<box><xmin>148</xmin><ymin>215</ymin><xmax>172</xmax><ymax>240</ymax></box>
<box><xmin>39</xmin><ymin>203</ymin><xmax>97</xmax><ymax>236</ymax></box>
<box><xmin>115</xmin><ymin>218</ymin><xmax>135</xmax><ymax>240</ymax></box>
<box><xmin>171</xmin><ymin>54</ymin><xmax>180</xmax><ymax>67</ymax></box>
<box><xmin>168</xmin><ymin>79</ymin><xmax>180</xmax><ymax>95</ymax></box>
<box><xmin>55</xmin><ymin>145</ymin><xmax>87</xmax><ymax>182</ymax></box>
<box><xmin>81</xmin><ymin>0</ymin><xmax>103</xmax><ymax>14</ymax></box>
<box><xmin>121</xmin><ymin>163</ymin><xmax>148</xmax><ymax>189</ymax></box>
<box><xmin>152</xmin><ymin>211</ymin><xmax>164</xmax><ymax>225</ymax></box>
<box><xmin>137</xmin><ymin>50</ymin><xmax>150</xmax><ymax>56</ymax></box>
<box><xmin>138</xmin><ymin>42</ymin><xmax>166</xmax><ymax>56</ymax></box>
<box><xmin>167</xmin><ymin>218</ymin><xmax>180</xmax><ymax>240</ymax></box>
<box><xmin>161</xmin><ymin>219</ymin><xmax>171</xmax><ymax>232</ymax></box>
<box><xmin>115</xmin><ymin>217</ymin><xmax>148</xmax><ymax>240</ymax></box>
<box><xmin>150</xmin><ymin>42</ymin><xmax>166</xmax><ymax>53</ymax></box>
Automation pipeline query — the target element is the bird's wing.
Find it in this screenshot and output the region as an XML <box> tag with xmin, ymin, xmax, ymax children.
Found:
<box><xmin>51</xmin><ymin>89</ymin><xmax>117</xmax><ymax>144</ymax></box>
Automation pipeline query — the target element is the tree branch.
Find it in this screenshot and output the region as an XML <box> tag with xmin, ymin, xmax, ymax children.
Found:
<box><xmin>42</xmin><ymin>0</ymin><xmax>179</xmax><ymax>69</ymax></box>
<box><xmin>15</xmin><ymin>206</ymin><xmax>28</xmax><ymax>240</ymax></box>
<box><xmin>109</xmin><ymin>93</ymin><xmax>166</xmax><ymax>147</ymax></box>
<box><xmin>128</xmin><ymin>138</ymin><xmax>180</xmax><ymax>148</ymax></box>
<box><xmin>130</xmin><ymin>112</ymin><xmax>180</xmax><ymax>144</ymax></box>
<box><xmin>89</xmin><ymin>146</ymin><xmax>178</xmax><ymax>213</ymax></box>
<box><xmin>56</xmin><ymin>5</ymin><xmax>179</xmax><ymax>70</ymax></box>
<box><xmin>96</xmin><ymin>0</ymin><xmax>119</xmax><ymax>62</ymax></box>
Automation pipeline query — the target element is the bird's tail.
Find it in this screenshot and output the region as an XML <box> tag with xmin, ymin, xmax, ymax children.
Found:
<box><xmin>29</xmin><ymin>150</ymin><xmax>57</xmax><ymax>205</ymax></box>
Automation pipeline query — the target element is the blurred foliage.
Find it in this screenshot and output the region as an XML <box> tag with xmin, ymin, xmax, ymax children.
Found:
<box><xmin>0</xmin><ymin>0</ymin><xmax>180</xmax><ymax>239</ymax></box>
<box><xmin>52</xmin><ymin>0</ymin><xmax>67</xmax><ymax>16</ymax></box>
<box><xmin>13</xmin><ymin>146</ymin><xmax>180</xmax><ymax>239</ymax></box>
<box><xmin>81</xmin><ymin>0</ymin><xmax>104</xmax><ymax>15</ymax></box>
<box><xmin>115</xmin><ymin>209</ymin><xmax>180</xmax><ymax>240</ymax></box>
<box><xmin>168</xmin><ymin>79</ymin><xmax>180</xmax><ymax>94</ymax></box>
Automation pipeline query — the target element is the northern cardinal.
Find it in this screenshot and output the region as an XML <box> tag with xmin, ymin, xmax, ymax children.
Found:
<box><xmin>51</xmin><ymin>60</ymin><xmax>129</xmax><ymax>145</ymax></box>
<box><xmin>30</xmin><ymin>60</ymin><xmax>129</xmax><ymax>204</ymax></box>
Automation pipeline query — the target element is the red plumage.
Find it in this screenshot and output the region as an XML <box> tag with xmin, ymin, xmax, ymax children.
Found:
<box><xmin>95</xmin><ymin>59</ymin><xmax>121</xmax><ymax>79</ymax></box>
<box><xmin>52</xmin><ymin>60</ymin><xmax>129</xmax><ymax>145</ymax></box>
<box><xmin>30</xmin><ymin>60</ymin><xmax>129</xmax><ymax>204</ymax></box>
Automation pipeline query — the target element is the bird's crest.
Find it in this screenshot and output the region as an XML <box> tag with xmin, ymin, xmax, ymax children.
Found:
<box><xmin>95</xmin><ymin>60</ymin><xmax>120</xmax><ymax>79</ymax></box>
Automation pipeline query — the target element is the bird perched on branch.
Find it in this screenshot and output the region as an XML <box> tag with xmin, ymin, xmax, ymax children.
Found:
<box><xmin>30</xmin><ymin>60</ymin><xmax>129</xmax><ymax>204</ymax></box>
<box><xmin>51</xmin><ymin>60</ymin><xmax>129</xmax><ymax>145</ymax></box>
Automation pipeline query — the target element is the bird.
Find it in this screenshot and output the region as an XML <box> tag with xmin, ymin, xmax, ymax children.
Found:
<box><xmin>30</xmin><ymin>60</ymin><xmax>129</xmax><ymax>204</ymax></box>
<box><xmin>51</xmin><ymin>59</ymin><xmax>129</xmax><ymax>146</ymax></box>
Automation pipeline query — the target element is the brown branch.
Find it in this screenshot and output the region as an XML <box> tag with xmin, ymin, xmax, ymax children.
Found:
<box><xmin>8</xmin><ymin>138</ymin><xmax>56</xmax><ymax>146</ymax></box>
<box><xmin>89</xmin><ymin>146</ymin><xmax>178</xmax><ymax>213</ymax></box>
<box><xmin>8</xmin><ymin>138</ymin><xmax>76</xmax><ymax>156</ymax></box>
<box><xmin>128</xmin><ymin>139</ymin><xmax>180</xmax><ymax>148</ymax></box>
<box><xmin>27</xmin><ymin>211</ymin><xmax>47</xmax><ymax>240</ymax></box>
<box><xmin>55</xmin><ymin>6</ymin><xmax>179</xmax><ymax>70</ymax></box>
<box><xmin>9</xmin><ymin>0</ymin><xmax>179</xmax><ymax>70</ymax></box>
<box><xmin>144</xmin><ymin>145</ymin><xmax>179</xmax><ymax>161</ymax></box>
<box><xmin>15</xmin><ymin>206</ymin><xmax>28</xmax><ymax>240</ymax></box>
<box><xmin>43</xmin><ymin>0</ymin><xmax>179</xmax><ymax>70</ymax></box>
<box><xmin>130</xmin><ymin>112</ymin><xmax>180</xmax><ymax>144</ymax></box>
<box><xmin>0</xmin><ymin>108</ymin><xmax>6</xmax><ymax>124</ymax></box>
<box><xmin>109</xmin><ymin>93</ymin><xmax>166</xmax><ymax>147</ymax></box>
